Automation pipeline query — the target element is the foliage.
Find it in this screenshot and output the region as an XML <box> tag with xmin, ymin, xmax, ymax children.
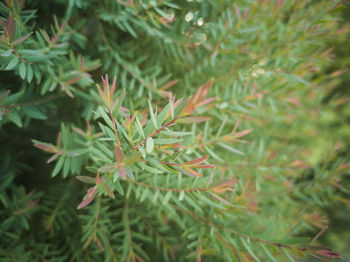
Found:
<box><xmin>305</xmin><ymin>2</ymin><xmax>350</xmax><ymax>260</ymax></box>
<box><xmin>0</xmin><ymin>0</ymin><xmax>349</xmax><ymax>261</ymax></box>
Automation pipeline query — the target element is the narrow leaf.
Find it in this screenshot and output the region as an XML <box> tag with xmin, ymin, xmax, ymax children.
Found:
<box><xmin>19</xmin><ymin>62</ymin><xmax>26</xmax><ymax>79</ymax></box>
<box><xmin>183</xmin><ymin>166</ymin><xmax>202</xmax><ymax>177</ymax></box>
<box><xmin>101</xmin><ymin>183</ymin><xmax>115</xmax><ymax>199</ymax></box>
<box><xmin>148</xmin><ymin>100</ymin><xmax>158</xmax><ymax>129</ymax></box>
<box><xmin>13</xmin><ymin>32</ymin><xmax>33</xmax><ymax>46</ymax></box>
<box><xmin>77</xmin><ymin>187</ymin><xmax>97</xmax><ymax>209</ymax></box>
<box><xmin>27</xmin><ymin>64</ymin><xmax>33</xmax><ymax>83</ymax></box>
<box><xmin>115</xmin><ymin>145</ymin><xmax>123</xmax><ymax>163</ymax></box>
<box><xmin>124</xmin><ymin>152</ymin><xmax>141</xmax><ymax>166</ymax></box>
<box><xmin>183</xmin><ymin>156</ymin><xmax>208</xmax><ymax>166</ymax></box>
<box><xmin>146</xmin><ymin>137</ymin><xmax>154</xmax><ymax>153</ymax></box>
<box><xmin>179</xmin><ymin>191</ymin><xmax>185</xmax><ymax>201</ymax></box>
<box><xmin>161</xmin><ymin>79</ymin><xmax>178</xmax><ymax>90</ymax></box>
<box><xmin>135</xmin><ymin>115</ymin><xmax>145</xmax><ymax>138</ymax></box>
<box><xmin>52</xmin><ymin>156</ymin><xmax>65</xmax><ymax>177</ymax></box>
<box><xmin>99</xmin><ymin>163</ymin><xmax>118</xmax><ymax>173</ymax></box>
<box><xmin>76</xmin><ymin>176</ymin><xmax>96</xmax><ymax>184</ymax></box>
<box><xmin>218</xmin><ymin>143</ymin><xmax>244</xmax><ymax>155</ymax></box>
<box><xmin>6</xmin><ymin>56</ymin><xmax>19</xmax><ymax>70</ymax></box>
<box><xmin>162</xmin><ymin>191</ymin><xmax>172</xmax><ymax>205</ymax></box>
<box><xmin>177</xmin><ymin>116</ymin><xmax>211</xmax><ymax>124</ymax></box>
<box><xmin>232</xmin><ymin>128</ymin><xmax>253</xmax><ymax>139</ymax></box>
<box><xmin>1</xmin><ymin>49</ymin><xmax>12</xmax><ymax>57</ymax></box>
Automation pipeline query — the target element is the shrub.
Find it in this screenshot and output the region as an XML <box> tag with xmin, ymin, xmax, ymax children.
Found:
<box><xmin>0</xmin><ymin>0</ymin><xmax>348</xmax><ymax>261</ymax></box>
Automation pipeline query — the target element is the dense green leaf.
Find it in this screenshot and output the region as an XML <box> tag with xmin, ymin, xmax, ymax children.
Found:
<box><xmin>6</xmin><ymin>56</ymin><xmax>19</xmax><ymax>70</ymax></box>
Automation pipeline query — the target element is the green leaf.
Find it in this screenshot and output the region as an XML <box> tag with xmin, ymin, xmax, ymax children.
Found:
<box><xmin>157</xmin><ymin>104</ymin><xmax>169</xmax><ymax>127</ymax></box>
<box><xmin>241</xmin><ymin>238</ymin><xmax>260</xmax><ymax>262</ymax></box>
<box><xmin>96</xmin><ymin>106</ymin><xmax>114</xmax><ymax>130</ymax></box>
<box><xmin>161</xmin><ymin>150</ymin><xmax>184</xmax><ymax>163</ymax></box>
<box><xmin>153</xmin><ymin>138</ymin><xmax>183</xmax><ymax>144</ymax></box>
<box><xmin>205</xmin><ymin>146</ymin><xmax>224</xmax><ymax>163</ymax></box>
<box><xmin>1</xmin><ymin>49</ymin><xmax>13</xmax><ymax>57</ymax></box>
<box><xmin>27</xmin><ymin>64</ymin><xmax>33</xmax><ymax>83</ymax></box>
<box><xmin>62</xmin><ymin>156</ymin><xmax>71</xmax><ymax>178</ymax></box>
<box><xmin>330</xmin><ymin>5</ymin><xmax>344</xmax><ymax>13</ymax></box>
<box><xmin>140</xmin><ymin>188</ymin><xmax>149</xmax><ymax>202</ymax></box>
<box><xmin>282</xmin><ymin>248</ymin><xmax>295</xmax><ymax>262</ymax></box>
<box><xmin>13</xmin><ymin>32</ymin><xmax>33</xmax><ymax>46</ymax></box>
<box><xmin>154</xmin><ymin>7</ymin><xmax>170</xmax><ymax>19</ymax></box>
<box><xmin>280</xmin><ymin>73</ymin><xmax>309</xmax><ymax>85</ymax></box>
<box><xmin>112</xmin><ymin>90</ymin><xmax>125</xmax><ymax>115</ymax></box>
<box><xmin>19</xmin><ymin>62</ymin><xmax>26</xmax><ymax>79</ymax></box>
<box><xmin>160</xmin><ymin>130</ymin><xmax>193</xmax><ymax>137</ymax></box>
<box><xmin>218</xmin><ymin>143</ymin><xmax>244</xmax><ymax>155</ymax></box>
<box><xmin>164</xmin><ymin>2</ymin><xmax>180</xmax><ymax>8</ymax></box>
<box><xmin>144</xmin><ymin>119</ymin><xmax>154</xmax><ymax>137</ymax></box>
<box><xmin>101</xmin><ymin>183</ymin><xmax>115</xmax><ymax>199</ymax></box>
<box><xmin>23</xmin><ymin>106</ymin><xmax>47</xmax><ymax>120</ymax></box>
<box><xmin>138</xmin><ymin>146</ymin><xmax>146</xmax><ymax>158</ymax></box>
<box><xmin>3</xmin><ymin>89</ymin><xmax>25</xmax><ymax>105</ymax></box>
<box><xmin>177</xmin><ymin>116</ymin><xmax>211</xmax><ymax>124</ymax></box>
<box><xmin>179</xmin><ymin>191</ymin><xmax>185</xmax><ymax>201</ymax></box>
<box><xmin>260</xmin><ymin>243</ymin><xmax>277</xmax><ymax>262</ymax></box>
<box><xmin>146</xmin><ymin>137</ymin><xmax>154</xmax><ymax>153</ymax></box>
<box><xmin>52</xmin><ymin>156</ymin><xmax>65</xmax><ymax>177</ymax></box>
<box><xmin>98</xmin><ymin>122</ymin><xmax>115</xmax><ymax>139</ymax></box>
<box><xmin>86</xmin><ymin>166</ymin><xmax>98</xmax><ymax>173</ymax></box>
<box><xmin>61</xmin><ymin>124</ymin><xmax>69</xmax><ymax>148</ymax></box>
<box><xmin>76</xmin><ymin>176</ymin><xmax>96</xmax><ymax>184</ymax></box>
<box><xmin>7</xmin><ymin>110</ymin><xmax>23</xmax><ymax>127</ymax></box>
<box><xmin>173</xmin><ymin>98</ymin><xmax>187</xmax><ymax>118</ymax></box>
<box><xmin>138</xmin><ymin>162</ymin><xmax>163</xmax><ymax>174</ymax></box>
<box><xmin>91</xmin><ymin>147</ymin><xmax>110</xmax><ymax>162</ymax></box>
<box><xmin>124</xmin><ymin>152</ymin><xmax>141</xmax><ymax>166</ymax></box>
<box><xmin>148</xmin><ymin>100</ymin><xmax>158</xmax><ymax>129</ymax></box>
<box><xmin>122</xmin><ymin>20</ymin><xmax>137</xmax><ymax>38</ymax></box>
<box><xmin>114</xmin><ymin>178</ymin><xmax>124</xmax><ymax>195</ymax></box>
<box><xmin>200</xmin><ymin>195</ymin><xmax>225</xmax><ymax>209</ymax></box>
<box><xmin>6</xmin><ymin>56</ymin><xmax>19</xmax><ymax>70</ymax></box>
<box><xmin>162</xmin><ymin>191</ymin><xmax>172</xmax><ymax>205</ymax></box>
<box><xmin>135</xmin><ymin>115</ymin><xmax>145</xmax><ymax>139</ymax></box>
<box><xmin>158</xmin><ymin>162</ymin><xmax>178</xmax><ymax>174</ymax></box>
<box><xmin>152</xmin><ymin>190</ymin><xmax>160</xmax><ymax>203</ymax></box>
<box><xmin>99</xmin><ymin>163</ymin><xmax>118</xmax><ymax>173</ymax></box>
<box><xmin>279</xmin><ymin>237</ymin><xmax>310</xmax><ymax>246</ymax></box>
<box><xmin>116</xmin><ymin>121</ymin><xmax>131</xmax><ymax>143</ymax></box>
<box><xmin>185</xmin><ymin>195</ymin><xmax>202</xmax><ymax>213</ymax></box>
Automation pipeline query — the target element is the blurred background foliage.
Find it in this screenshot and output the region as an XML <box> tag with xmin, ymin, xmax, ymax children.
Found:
<box><xmin>306</xmin><ymin>2</ymin><xmax>350</xmax><ymax>261</ymax></box>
